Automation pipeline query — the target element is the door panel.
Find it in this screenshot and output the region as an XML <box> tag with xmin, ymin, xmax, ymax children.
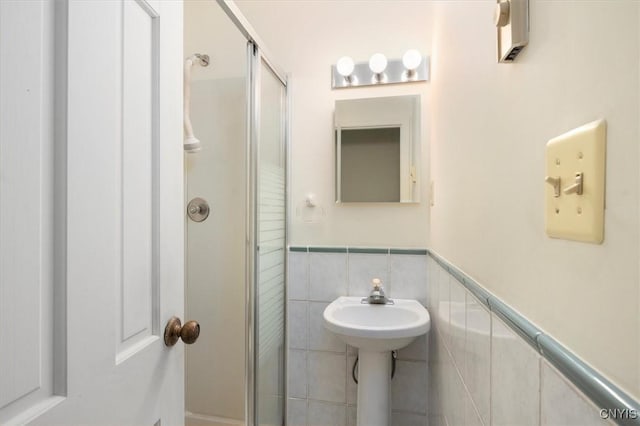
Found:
<box><xmin>0</xmin><ymin>1</ymin><xmax>185</xmax><ymax>424</ymax></box>
<box><xmin>0</xmin><ymin>0</ymin><xmax>57</xmax><ymax>421</ymax></box>
<box><xmin>119</xmin><ymin>0</ymin><xmax>158</xmax><ymax>359</ymax></box>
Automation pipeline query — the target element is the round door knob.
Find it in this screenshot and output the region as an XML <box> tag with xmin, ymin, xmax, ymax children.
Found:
<box><xmin>164</xmin><ymin>316</ymin><xmax>200</xmax><ymax>346</ymax></box>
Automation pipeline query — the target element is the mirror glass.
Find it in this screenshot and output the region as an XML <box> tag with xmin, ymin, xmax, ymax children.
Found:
<box><xmin>334</xmin><ymin>95</ymin><xmax>420</xmax><ymax>203</ymax></box>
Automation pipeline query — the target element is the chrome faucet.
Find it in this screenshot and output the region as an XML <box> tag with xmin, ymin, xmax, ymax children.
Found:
<box><xmin>362</xmin><ymin>278</ymin><xmax>393</xmax><ymax>305</ymax></box>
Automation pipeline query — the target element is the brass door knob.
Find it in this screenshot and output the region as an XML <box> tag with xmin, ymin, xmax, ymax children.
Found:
<box><xmin>164</xmin><ymin>316</ymin><xmax>200</xmax><ymax>346</ymax></box>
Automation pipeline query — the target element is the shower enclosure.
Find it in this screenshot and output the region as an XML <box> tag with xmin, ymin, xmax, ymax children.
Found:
<box><xmin>184</xmin><ymin>2</ymin><xmax>287</xmax><ymax>425</ymax></box>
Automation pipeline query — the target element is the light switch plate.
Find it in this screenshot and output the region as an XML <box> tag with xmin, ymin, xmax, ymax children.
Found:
<box><xmin>545</xmin><ymin>120</ymin><xmax>606</xmax><ymax>243</ymax></box>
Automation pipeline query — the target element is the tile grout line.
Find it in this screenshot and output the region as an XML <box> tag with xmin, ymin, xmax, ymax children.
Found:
<box><xmin>538</xmin><ymin>355</ymin><xmax>543</xmax><ymax>426</ymax></box>
<box><xmin>488</xmin><ymin>295</ymin><xmax>492</xmax><ymax>426</ymax></box>
<box><xmin>305</xmin><ymin>249</ymin><xmax>310</xmax><ymax>416</ymax></box>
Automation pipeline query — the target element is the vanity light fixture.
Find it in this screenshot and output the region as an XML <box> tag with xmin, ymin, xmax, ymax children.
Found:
<box><xmin>331</xmin><ymin>50</ymin><xmax>429</xmax><ymax>89</ymax></box>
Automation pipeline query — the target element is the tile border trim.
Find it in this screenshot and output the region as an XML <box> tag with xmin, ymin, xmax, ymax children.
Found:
<box><xmin>289</xmin><ymin>246</ymin><xmax>308</xmax><ymax>252</ymax></box>
<box><xmin>348</xmin><ymin>247</ymin><xmax>389</xmax><ymax>254</ymax></box>
<box><xmin>390</xmin><ymin>248</ymin><xmax>428</xmax><ymax>255</ymax></box>
<box><xmin>308</xmin><ymin>247</ymin><xmax>347</xmax><ymax>253</ymax></box>
<box><xmin>427</xmin><ymin>249</ymin><xmax>640</xmax><ymax>425</ymax></box>
<box><xmin>288</xmin><ymin>246</ymin><xmax>428</xmax><ymax>255</ymax></box>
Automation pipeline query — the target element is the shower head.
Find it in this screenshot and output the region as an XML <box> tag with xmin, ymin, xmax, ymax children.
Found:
<box><xmin>184</xmin><ymin>136</ymin><xmax>201</xmax><ymax>153</ymax></box>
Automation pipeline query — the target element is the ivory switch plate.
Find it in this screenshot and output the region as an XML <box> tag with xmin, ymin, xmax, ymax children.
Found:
<box><xmin>545</xmin><ymin>120</ymin><xmax>606</xmax><ymax>243</ymax></box>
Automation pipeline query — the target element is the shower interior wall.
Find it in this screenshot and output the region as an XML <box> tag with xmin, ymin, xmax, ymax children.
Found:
<box><xmin>184</xmin><ymin>1</ymin><xmax>248</xmax><ymax>424</ymax></box>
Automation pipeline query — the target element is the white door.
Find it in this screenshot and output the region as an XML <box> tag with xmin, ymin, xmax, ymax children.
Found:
<box><xmin>0</xmin><ymin>1</ymin><xmax>185</xmax><ymax>425</ymax></box>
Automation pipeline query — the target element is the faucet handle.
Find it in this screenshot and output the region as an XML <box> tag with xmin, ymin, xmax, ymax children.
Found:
<box><xmin>362</xmin><ymin>278</ymin><xmax>393</xmax><ymax>304</ymax></box>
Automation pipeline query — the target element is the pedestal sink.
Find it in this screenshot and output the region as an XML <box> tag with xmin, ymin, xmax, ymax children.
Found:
<box><xmin>323</xmin><ymin>296</ymin><xmax>430</xmax><ymax>426</ymax></box>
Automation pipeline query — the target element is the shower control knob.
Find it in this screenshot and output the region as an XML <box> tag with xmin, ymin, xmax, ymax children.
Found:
<box><xmin>187</xmin><ymin>197</ymin><xmax>210</xmax><ymax>222</ymax></box>
<box><xmin>164</xmin><ymin>316</ymin><xmax>200</xmax><ymax>346</ymax></box>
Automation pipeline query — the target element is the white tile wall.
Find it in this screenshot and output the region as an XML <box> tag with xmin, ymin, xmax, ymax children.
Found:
<box><xmin>464</xmin><ymin>292</ymin><xmax>490</xmax><ymax>425</ymax></box>
<box><xmin>491</xmin><ymin>314</ymin><xmax>540</xmax><ymax>426</ymax></box>
<box><xmin>398</xmin><ymin>333</ymin><xmax>428</xmax><ymax>362</ymax></box>
<box><xmin>464</xmin><ymin>394</ymin><xmax>484</xmax><ymax>426</ymax></box>
<box><xmin>428</xmin><ymin>329</ymin><xmax>445</xmax><ymax>418</ymax></box>
<box><xmin>347</xmin><ymin>405</ymin><xmax>357</xmax><ymax>426</ymax></box>
<box><xmin>540</xmin><ymin>360</ymin><xmax>615</xmax><ymax>426</ymax></box>
<box><xmin>390</xmin><ymin>254</ymin><xmax>428</xmax><ymax>303</ymax></box>
<box><xmin>289</xmin><ymin>250</ymin><xmax>615</xmax><ymax>426</ymax></box>
<box><xmin>309</xmin><ymin>252</ymin><xmax>347</xmax><ymax>302</ymax></box>
<box><xmin>308</xmin><ymin>302</ymin><xmax>346</xmax><ymax>352</ymax></box>
<box><xmin>288</xmin><ymin>301</ymin><xmax>308</xmax><ymax>350</ymax></box>
<box><xmin>308</xmin><ymin>400</ymin><xmax>346</xmax><ymax>426</ymax></box>
<box><xmin>392</xmin><ymin>411</ymin><xmax>429</xmax><ymax>426</ymax></box>
<box><xmin>289</xmin><ymin>350</ymin><xmax>307</xmax><ymax>399</ymax></box>
<box><xmin>289</xmin><ymin>251</ymin><xmax>309</xmax><ymax>300</ymax></box>
<box><xmin>287</xmin><ymin>398</ymin><xmax>307</xmax><ymax>426</ymax></box>
<box><xmin>307</xmin><ymin>351</ymin><xmax>346</xmax><ymax>403</ymax></box>
<box><xmin>287</xmin><ymin>249</ymin><xmax>429</xmax><ymax>426</ymax></box>
<box><xmin>391</xmin><ymin>360</ymin><xmax>428</xmax><ymax>414</ymax></box>
<box><xmin>448</xmin><ymin>280</ymin><xmax>466</xmax><ymax>375</ymax></box>
<box><xmin>347</xmin><ymin>253</ymin><xmax>389</xmax><ymax>297</ymax></box>
<box><xmin>465</xmin><ymin>393</ymin><xmax>483</xmax><ymax>426</ymax></box>
<box><xmin>427</xmin><ymin>257</ymin><xmax>619</xmax><ymax>426</ymax></box>
<box><xmin>447</xmin><ymin>357</ymin><xmax>466</xmax><ymax>426</ymax></box>
<box><xmin>437</xmin><ymin>269</ymin><xmax>451</xmax><ymax>341</ymax></box>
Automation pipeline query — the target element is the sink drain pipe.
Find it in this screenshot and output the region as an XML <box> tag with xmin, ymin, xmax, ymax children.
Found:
<box><xmin>352</xmin><ymin>350</ymin><xmax>397</xmax><ymax>384</ymax></box>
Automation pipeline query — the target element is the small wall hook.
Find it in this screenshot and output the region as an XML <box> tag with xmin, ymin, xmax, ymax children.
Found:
<box><xmin>305</xmin><ymin>193</ymin><xmax>317</xmax><ymax>208</ymax></box>
<box><xmin>194</xmin><ymin>53</ymin><xmax>210</xmax><ymax>67</ymax></box>
<box><xmin>563</xmin><ymin>172</ymin><xmax>584</xmax><ymax>195</ymax></box>
<box><xmin>545</xmin><ymin>176</ymin><xmax>561</xmax><ymax>198</ymax></box>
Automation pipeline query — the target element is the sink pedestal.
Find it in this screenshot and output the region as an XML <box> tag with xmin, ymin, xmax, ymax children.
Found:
<box><xmin>357</xmin><ymin>350</ymin><xmax>391</xmax><ymax>426</ymax></box>
<box><xmin>323</xmin><ymin>297</ymin><xmax>431</xmax><ymax>426</ymax></box>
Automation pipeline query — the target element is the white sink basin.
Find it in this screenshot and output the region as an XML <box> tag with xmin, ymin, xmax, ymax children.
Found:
<box><xmin>323</xmin><ymin>296</ymin><xmax>431</xmax><ymax>352</ymax></box>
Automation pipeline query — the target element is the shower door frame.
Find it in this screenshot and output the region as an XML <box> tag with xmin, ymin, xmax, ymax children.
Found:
<box><xmin>215</xmin><ymin>2</ymin><xmax>289</xmax><ymax>425</ymax></box>
<box><xmin>247</xmin><ymin>41</ymin><xmax>289</xmax><ymax>426</ymax></box>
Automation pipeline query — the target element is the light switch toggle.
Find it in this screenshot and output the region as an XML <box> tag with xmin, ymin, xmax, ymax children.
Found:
<box><xmin>545</xmin><ymin>176</ymin><xmax>561</xmax><ymax>197</ymax></box>
<box><xmin>563</xmin><ymin>172</ymin><xmax>584</xmax><ymax>196</ymax></box>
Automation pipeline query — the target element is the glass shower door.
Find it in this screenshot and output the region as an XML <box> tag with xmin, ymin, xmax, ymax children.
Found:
<box><xmin>249</xmin><ymin>42</ymin><xmax>287</xmax><ymax>426</ymax></box>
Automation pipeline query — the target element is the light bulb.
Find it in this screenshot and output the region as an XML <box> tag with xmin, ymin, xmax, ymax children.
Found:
<box><xmin>336</xmin><ymin>56</ymin><xmax>355</xmax><ymax>77</ymax></box>
<box><xmin>402</xmin><ymin>49</ymin><xmax>422</xmax><ymax>71</ymax></box>
<box><xmin>368</xmin><ymin>53</ymin><xmax>387</xmax><ymax>74</ymax></box>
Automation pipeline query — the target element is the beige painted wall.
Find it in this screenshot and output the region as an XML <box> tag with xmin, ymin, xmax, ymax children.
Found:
<box><xmin>428</xmin><ymin>2</ymin><xmax>639</xmax><ymax>399</ymax></box>
<box><xmin>237</xmin><ymin>0</ymin><xmax>433</xmax><ymax>248</ymax></box>
<box><xmin>238</xmin><ymin>0</ymin><xmax>640</xmax><ymax>401</ymax></box>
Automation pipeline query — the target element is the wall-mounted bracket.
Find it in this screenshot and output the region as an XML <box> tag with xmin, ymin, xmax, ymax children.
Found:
<box><xmin>495</xmin><ymin>0</ymin><xmax>529</xmax><ymax>62</ymax></box>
